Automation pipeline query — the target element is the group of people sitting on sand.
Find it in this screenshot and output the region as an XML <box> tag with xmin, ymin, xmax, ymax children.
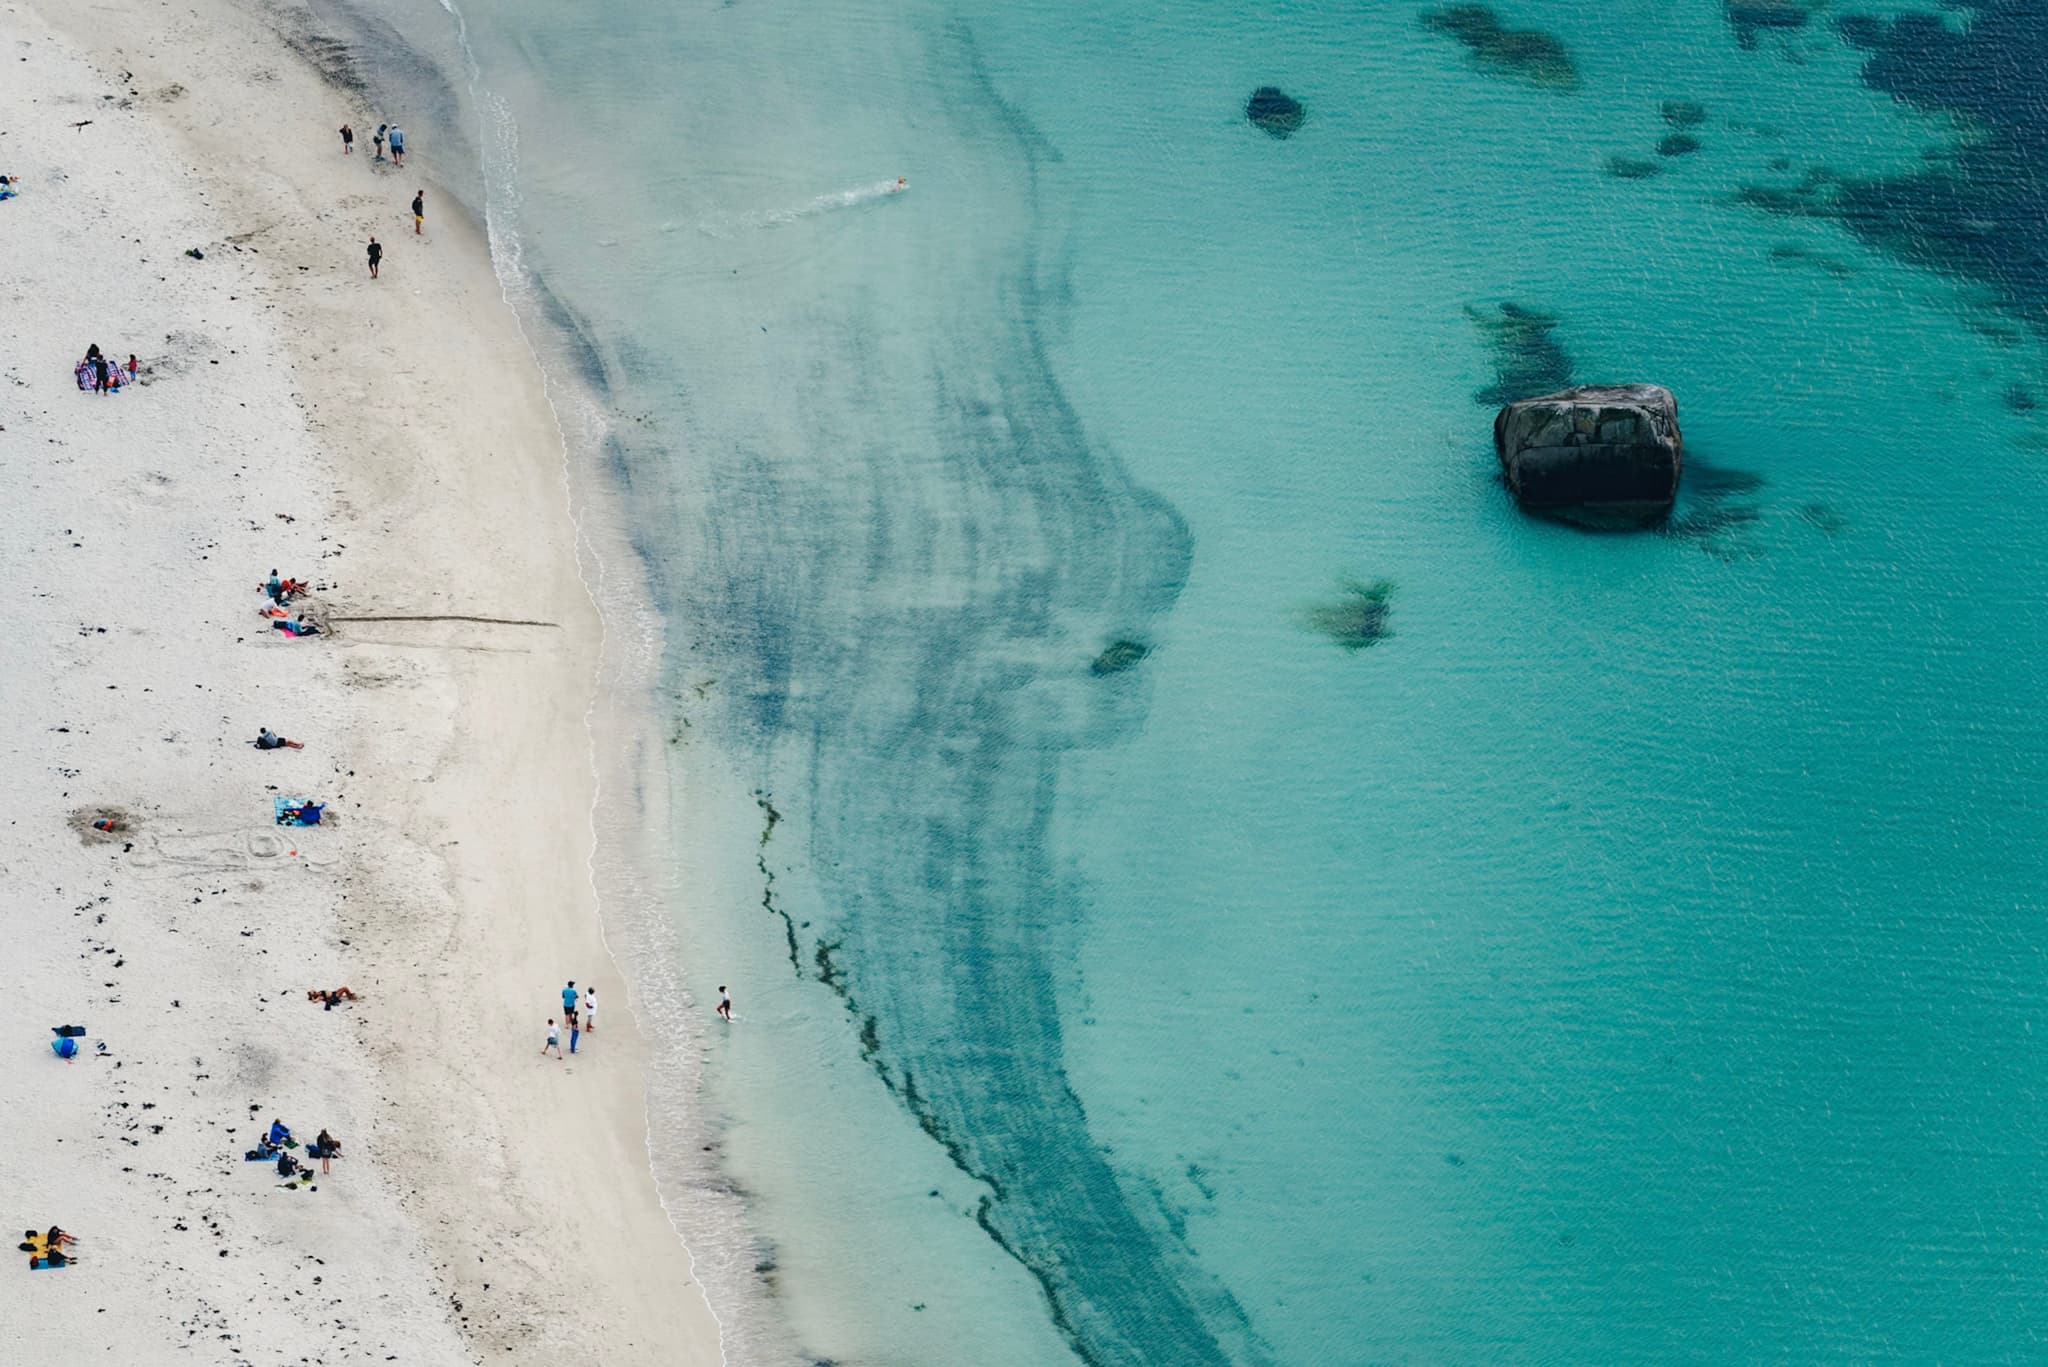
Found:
<box><xmin>74</xmin><ymin>343</ymin><xmax>139</xmax><ymax>395</ymax></box>
<box><xmin>246</xmin><ymin>1120</ymin><xmax>344</xmax><ymax>1180</ymax></box>
<box><xmin>19</xmin><ymin>1226</ymin><xmax>78</xmax><ymax>1269</ymax></box>
<box><xmin>260</xmin><ymin>570</ymin><xmax>323</xmax><ymax>637</ymax></box>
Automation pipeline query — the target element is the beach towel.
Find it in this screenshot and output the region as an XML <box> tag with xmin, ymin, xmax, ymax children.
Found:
<box><xmin>273</xmin><ymin>797</ymin><xmax>324</xmax><ymax>826</ymax></box>
<box><xmin>29</xmin><ymin>1258</ymin><xmax>68</xmax><ymax>1271</ymax></box>
<box><xmin>52</xmin><ymin>1025</ymin><xmax>86</xmax><ymax>1038</ymax></box>
<box><xmin>73</xmin><ymin>361</ymin><xmax>123</xmax><ymax>393</ymax></box>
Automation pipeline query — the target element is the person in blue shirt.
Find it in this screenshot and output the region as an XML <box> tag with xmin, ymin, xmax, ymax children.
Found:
<box><xmin>267</xmin><ymin>1119</ymin><xmax>292</xmax><ymax>1147</ymax></box>
<box><xmin>561</xmin><ymin>981</ymin><xmax>579</xmax><ymax>1024</ymax></box>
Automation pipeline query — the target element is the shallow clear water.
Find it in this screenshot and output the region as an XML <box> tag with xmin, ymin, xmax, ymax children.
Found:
<box><xmin>388</xmin><ymin>0</ymin><xmax>2048</xmax><ymax>1360</ymax></box>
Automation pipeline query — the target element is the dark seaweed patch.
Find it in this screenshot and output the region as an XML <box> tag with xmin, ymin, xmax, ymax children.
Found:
<box><xmin>1768</xmin><ymin>243</ymin><xmax>1856</xmax><ymax>278</ymax></box>
<box><xmin>1662</xmin><ymin>455</ymin><xmax>1768</xmax><ymax>557</ymax></box>
<box><xmin>1607</xmin><ymin>155</ymin><xmax>1664</xmax><ymax>180</ymax></box>
<box><xmin>1304</xmin><ymin>579</ymin><xmax>1394</xmax><ymax>650</ymax></box>
<box><xmin>1421</xmin><ymin>5</ymin><xmax>1579</xmax><ymax>90</ymax></box>
<box><xmin>1245</xmin><ymin>86</ymin><xmax>1306</xmax><ymax>138</ymax></box>
<box><xmin>1658</xmin><ymin>133</ymin><xmax>1702</xmax><ymax>157</ymax></box>
<box><xmin>1662</xmin><ymin>99</ymin><xmax>1710</xmax><ymax>128</ymax></box>
<box><xmin>1467</xmin><ymin>301</ymin><xmax>1574</xmax><ymax>408</ymax></box>
<box><xmin>1821</xmin><ymin>4</ymin><xmax>2048</xmax><ymax>332</ymax></box>
<box><xmin>1090</xmin><ymin>639</ymin><xmax>1149</xmax><ymax>676</ymax></box>
<box><xmin>1727</xmin><ymin>0</ymin><xmax>1813</xmax><ymax>49</ymax></box>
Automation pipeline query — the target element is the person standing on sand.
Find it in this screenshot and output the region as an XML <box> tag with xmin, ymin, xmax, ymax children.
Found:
<box><xmin>366</xmin><ymin>235</ymin><xmax>381</xmax><ymax>279</ymax></box>
<box><xmin>561</xmin><ymin>979</ymin><xmax>579</xmax><ymax>1027</ymax></box>
<box><xmin>717</xmin><ymin>985</ymin><xmax>732</xmax><ymax>1022</ymax></box>
<box><xmin>373</xmin><ymin>123</ymin><xmax>386</xmax><ymax>160</ymax></box>
<box><xmin>582</xmin><ymin>987</ymin><xmax>597</xmax><ymax>1034</ymax></box>
<box><xmin>388</xmin><ymin>124</ymin><xmax>405</xmax><ymax>167</ymax></box>
<box><xmin>543</xmin><ymin>1019</ymin><xmax>562</xmax><ymax>1058</ymax></box>
<box><xmin>339</xmin><ymin>122</ymin><xmax>353</xmax><ymax>154</ymax></box>
<box><xmin>92</xmin><ymin>351</ymin><xmax>111</xmax><ymax>395</ymax></box>
<box><xmin>412</xmin><ymin>189</ymin><xmax>424</xmax><ymax>236</ymax></box>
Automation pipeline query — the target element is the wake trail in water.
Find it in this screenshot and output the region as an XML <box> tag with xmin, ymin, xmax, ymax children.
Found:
<box><xmin>683</xmin><ymin>177</ymin><xmax>908</xmax><ymax>237</ymax></box>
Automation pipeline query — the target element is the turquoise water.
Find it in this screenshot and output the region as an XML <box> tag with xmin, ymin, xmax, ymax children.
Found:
<box><xmin>385</xmin><ymin>0</ymin><xmax>2048</xmax><ymax>1359</ymax></box>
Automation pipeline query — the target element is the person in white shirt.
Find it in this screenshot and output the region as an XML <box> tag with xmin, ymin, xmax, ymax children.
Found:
<box><xmin>541</xmin><ymin>1019</ymin><xmax>562</xmax><ymax>1059</ymax></box>
<box><xmin>581</xmin><ymin>988</ymin><xmax>597</xmax><ymax>1034</ymax></box>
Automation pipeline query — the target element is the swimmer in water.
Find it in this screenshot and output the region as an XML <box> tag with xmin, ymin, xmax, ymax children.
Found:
<box><xmin>889</xmin><ymin>177</ymin><xmax>907</xmax><ymax>193</ymax></box>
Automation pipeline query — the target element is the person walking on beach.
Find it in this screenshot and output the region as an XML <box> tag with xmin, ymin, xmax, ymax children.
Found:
<box><xmin>561</xmin><ymin>980</ymin><xmax>579</xmax><ymax>1027</ymax></box>
<box><xmin>543</xmin><ymin>1019</ymin><xmax>563</xmax><ymax>1058</ymax></box>
<box><xmin>569</xmin><ymin>1014</ymin><xmax>582</xmax><ymax>1055</ymax></box>
<box><xmin>366</xmin><ymin>235</ymin><xmax>382</xmax><ymax>279</ymax></box>
<box><xmin>412</xmin><ymin>189</ymin><xmax>424</xmax><ymax>236</ymax></box>
<box><xmin>581</xmin><ymin>987</ymin><xmax>597</xmax><ymax>1034</ymax></box>
<box><xmin>339</xmin><ymin>122</ymin><xmax>354</xmax><ymax>154</ymax></box>
<box><xmin>373</xmin><ymin>123</ymin><xmax>387</xmax><ymax>160</ymax></box>
<box><xmin>717</xmin><ymin>985</ymin><xmax>733</xmax><ymax>1022</ymax></box>
<box><xmin>92</xmin><ymin>350</ymin><xmax>111</xmax><ymax>395</ymax></box>
<box><xmin>388</xmin><ymin>124</ymin><xmax>406</xmax><ymax>167</ymax></box>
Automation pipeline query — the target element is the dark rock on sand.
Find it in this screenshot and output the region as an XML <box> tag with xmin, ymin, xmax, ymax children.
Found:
<box><xmin>1421</xmin><ymin>6</ymin><xmax>1578</xmax><ymax>90</ymax></box>
<box><xmin>1494</xmin><ymin>384</ymin><xmax>1684</xmax><ymax>526</ymax></box>
<box><xmin>1606</xmin><ymin>155</ymin><xmax>1663</xmax><ymax>180</ymax></box>
<box><xmin>1089</xmin><ymin>640</ymin><xmax>1150</xmax><ymax>676</ymax></box>
<box><xmin>1727</xmin><ymin>0</ymin><xmax>1811</xmax><ymax>48</ymax></box>
<box><xmin>1657</xmin><ymin>133</ymin><xmax>1702</xmax><ymax>157</ymax></box>
<box><xmin>1246</xmin><ymin>87</ymin><xmax>1306</xmax><ymax>138</ymax></box>
<box><xmin>1661</xmin><ymin>99</ymin><xmax>1709</xmax><ymax>128</ymax></box>
<box><xmin>1468</xmin><ymin>302</ymin><xmax>1572</xmax><ymax>409</ymax></box>
<box><xmin>1304</xmin><ymin>580</ymin><xmax>1394</xmax><ymax>650</ymax></box>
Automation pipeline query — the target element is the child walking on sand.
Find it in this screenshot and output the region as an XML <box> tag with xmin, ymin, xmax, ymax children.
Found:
<box><xmin>373</xmin><ymin>123</ymin><xmax>387</xmax><ymax>160</ymax></box>
<box><xmin>542</xmin><ymin>1019</ymin><xmax>562</xmax><ymax>1058</ymax></box>
<box><xmin>339</xmin><ymin>122</ymin><xmax>353</xmax><ymax>154</ymax></box>
<box><xmin>412</xmin><ymin>189</ymin><xmax>424</xmax><ymax>235</ymax></box>
<box><xmin>581</xmin><ymin>987</ymin><xmax>597</xmax><ymax>1034</ymax></box>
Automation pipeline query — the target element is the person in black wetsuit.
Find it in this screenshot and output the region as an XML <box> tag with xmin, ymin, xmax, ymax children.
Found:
<box><xmin>366</xmin><ymin>235</ymin><xmax>381</xmax><ymax>279</ymax></box>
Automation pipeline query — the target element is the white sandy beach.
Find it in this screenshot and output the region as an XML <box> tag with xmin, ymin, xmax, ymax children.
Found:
<box><xmin>0</xmin><ymin>0</ymin><xmax>723</xmax><ymax>1359</ymax></box>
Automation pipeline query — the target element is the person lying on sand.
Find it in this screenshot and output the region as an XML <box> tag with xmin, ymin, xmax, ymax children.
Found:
<box><xmin>255</xmin><ymin>728</ymin><xmax>305</xmax><ymax>750</ymax></box>
<box><xmin>307</xmin><ymin>986</ymin><xmax>359</xmax><ymax>1008</ymax></box>
<box><xmin>294</xmin><ymin>800</ymin><xmax>325</xmax><ymax>825</ymax></box>
<box><xmin>272</xmin><ymin>615</ymin><xmax>321</xmax><ymax>638</ymax></box>
<box><xmin>0</xmin><ymin>175</ymin><xmax>19</xmax><ymax>200</ymax></box>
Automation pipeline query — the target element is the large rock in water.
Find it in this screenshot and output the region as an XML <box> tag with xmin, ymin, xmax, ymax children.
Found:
<box><xmin>1493</xmin><ymin>384</ymin><xmax>1683</xmax><ymax>526</ymax></box>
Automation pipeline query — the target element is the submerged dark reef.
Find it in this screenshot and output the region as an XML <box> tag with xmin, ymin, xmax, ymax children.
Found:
<box><xmin>1304</xmin><ymin>580</ymin><xmax>1394</xmax><ymax>649</ymax></box>
<box><xmin>1738</xmin><ymin>3</ymin><xmax>2048</xmax><ymax>334</ymax></box>
<box><xmin>1467</xmin><ymin>301</ymin><xmax>1574</xmax><ymax>408</ymax></box>
<box><xmin>1421</xmin><ymin>5</ymin><xmax>1579</xmax><ymax>89</ymax></box>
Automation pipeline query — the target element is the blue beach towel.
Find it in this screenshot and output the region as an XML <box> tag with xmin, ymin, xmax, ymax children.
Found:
<box><xmin>273</xmin><ymin>797</ymin><xmax>324</xmax><ymax>826</ymax></box>
<box><xmin>29</xmin><ymin>1258</ymin><xmax>68</xmax><ymax>1271</ymax></box>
